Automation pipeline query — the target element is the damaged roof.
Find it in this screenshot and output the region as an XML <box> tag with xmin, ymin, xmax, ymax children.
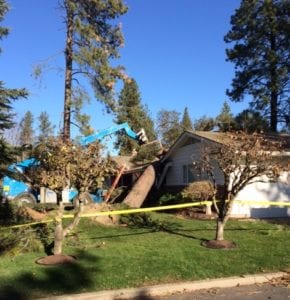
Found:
<box><xmin>162</xmin><ymin>130</ymin><xmax>290</xmax><ymax>162</ymax></box>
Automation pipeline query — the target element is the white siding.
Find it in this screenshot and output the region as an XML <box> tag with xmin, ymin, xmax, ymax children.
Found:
<box><xmin>165</xmin><ymin>144</ymin><xmax>198</xmax><ymax>186</ymax></box>
<box><xmin>165</xmin><ymin>143</ymin><xmax>224</xmax><ymax>186</ymax></box>
<box><xmin>232</xmin><ymin>172</ymin><xmax>290</xmax><ymax>218</ymax></box>
<box><xmin>162</xmin><ymin>132</ymin><xmax>290</xmax><ymax>218</ymax></box>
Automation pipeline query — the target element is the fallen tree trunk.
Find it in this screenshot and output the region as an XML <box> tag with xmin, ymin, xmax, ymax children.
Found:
<box><xmin>123</xmin><ymin>165</ymin><xmax>155</xmax><ymax>208</ymax></box>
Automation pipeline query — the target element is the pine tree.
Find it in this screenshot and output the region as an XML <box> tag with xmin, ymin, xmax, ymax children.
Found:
<box><xmin>0</xmin><ymin>0</ymin><xmax>28</xmax><ymax>170</ymax></box>
<box><xmin>193</xmin><ymin>116</ymin><xmax>215</xmax><ymax>131</ymax></box>
<box><xmin>71</xmin><ymin>87</ymin><xmax>94</xmax><ymax>136</ymax></box>
<box><xmin>115</xmin><ymin>79</ymin><xmax>156</xmax><ymax>155</ymax></box>
<box><xmin>62</xmin><ymin>0</ymin><xmax>128</xmax><ymax>140</ymax></box>
<box><xmin>19</xmin><ymin>111</ymin><xmax>34</xmax><ymax>145</ymax></box>
<box><xmin>225</xmin><ymin>0</ymin><xmax>290</xmax><ymax>132</ymax></box>
<box><xmin>234</xmin><ymin>109</ymin><xmax>269</xmax><ymax>133</ymax></box>
<box><xmin>0</xmin><ymin>1</ymin><xmax>28</xmax><ymax>134</ymax></box>
<box><xmin>38</xmin><ymin>111</ymin><xmax>55</xmax><ymax>141</ymax></box>
<box><xmin>216</xmin><ymin>101</ymin><xmax>235</xmax><ymax>132</ymax></box>
<box><xmin>180</xmin><ymin>107</ymin><xmax>193</xmax><ymax>132</ymax></box>
<box><xmin>156</xmin><ymin>109</ymin><xmax>182</xmax><ymax>148</ymax></box>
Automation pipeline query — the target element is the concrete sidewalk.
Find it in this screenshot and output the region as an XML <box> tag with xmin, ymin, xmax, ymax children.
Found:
<box><xmin>41</xmin><ymin>272</ymin><xmax>287</xmax><ymax>300</ymax></box>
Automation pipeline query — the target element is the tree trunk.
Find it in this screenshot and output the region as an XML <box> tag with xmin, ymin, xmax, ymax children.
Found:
<box><xmin>215</xmin><ymin>218</ymin><xmax>225</xmax><ymax>241</ymax></box>
<box><xmin>63</xmin><ymin>1</ymin><xmax>74</xmax><ymax>141</ymax></box>
<box><xmin>270</xmin><ymin>90</ymin><xmax>278</xmax><ymax>133</ymax></box>
<box><xmin>53</xmin><ymin>194</ymin><xmax>83</xmax><ymax>255</ymax></box>
<box><xmin>270</xmin><ymin>32</ymin><xmax>278</xmax><ymax>133</ymax></box>
<box><xmin>53</xmin><ymin>196</ymin><xmax>64</xmax><ymax>255</ymax></box>
<box><xmin>215</xmin><ymin>193</ymin><xmax>234</xmax><ymax>241</ymax></box>
<box><xmin>123</xmin><ymin>165</ymin><xmax>155</xmax><ymax>208</ymax></box>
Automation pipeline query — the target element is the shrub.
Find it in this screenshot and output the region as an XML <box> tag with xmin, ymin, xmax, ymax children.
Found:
<box><xmin>157</xmin><ymin>193</ymin><xmax>182</xmax><ymax>206</ymax></box>
<box><xmin>0</xmin><ymin>202</ymin><xmax>54</xmax><ymax>256</ymax></box>
<box><xmin>181</xmin><ymin>181</ymin><xmax>215</xmax><ymax>202</ymax></box>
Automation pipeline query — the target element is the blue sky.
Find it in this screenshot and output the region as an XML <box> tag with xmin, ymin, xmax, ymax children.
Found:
<box><xmin>1</xmin><ymin>0</ymin><xmax>246</xmax><ymax>138</ymax></box>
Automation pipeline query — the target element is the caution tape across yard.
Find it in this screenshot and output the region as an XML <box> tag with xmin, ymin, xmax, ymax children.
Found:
<box><xmin>234</xmin><ymin>200</ymin><xmax>290</xmax><ymax>207</ymax></box>
<box><xmin>1</xmin><ymin>199</ymin><xmax>290</xmax><ymax>230</ymax></box>
<box><xmin>0</xmin><ymin>201</ymin><xmax>211</xmax><ymax>230</ymax></box>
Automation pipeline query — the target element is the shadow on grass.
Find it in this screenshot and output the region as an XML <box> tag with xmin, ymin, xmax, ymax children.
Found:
<box><xmin>107</xmin><ymin>214</ymin><xmax>288</xmax><ymax>243</ymax></box>
<box><xmin>0</xmin><ymin>250</ymin><xmax>99</xmax><ymax>300</ymax></box>
<box><xmin>119</xmin><ymin>214</ymin><xmax>208</xmax><ymax>243</ymax></box>
<box><xmin>260</xmin><ymin>217</ymin><xmax>290</xmax><ymax>227</ymax></box>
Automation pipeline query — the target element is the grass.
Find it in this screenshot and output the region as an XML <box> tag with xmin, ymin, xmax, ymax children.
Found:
<box><xmin>0</xmin><ymin>212</ymin><xmax>290</xmax><ymax>299</ymax></box>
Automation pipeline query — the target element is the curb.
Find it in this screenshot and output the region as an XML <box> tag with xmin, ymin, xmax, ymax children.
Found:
<box><xmin>41</xmin><ymin>271</ymin><xmax>287</xmax><ymax>300</ymax></box>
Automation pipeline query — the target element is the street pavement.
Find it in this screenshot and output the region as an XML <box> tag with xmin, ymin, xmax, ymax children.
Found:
<box><xmin>155</xmin><ymin>281</ymin><xmax>290</xmax><ymax>300</ymax></box>
<box><xmin>42</xmin><ymin>272</ymin><xmax>290</xmax><ymax>300</ymax></box>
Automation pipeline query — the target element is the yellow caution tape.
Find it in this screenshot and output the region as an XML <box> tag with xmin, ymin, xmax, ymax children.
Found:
<box><xmin>234</xmin><ymin>200</ymin><xmax>290</xmax><ymax>207</ymax></box>
<box><xmin>0</xmin><ymin>201</ymin><xmax>210</xmax><ymax>230</ymax></box>
<box><xmin>54</xmin><ymin>216</ymin><xmax>62</xmax><ymax>223</ymax></box>
<box><xmin>1</xmin><ymin>199</ymin><xmax>289</xmax><ymax>230</ymax></box>
<box><xmin>0</xmin><ymin>219</ymin><xmax>54</xmax><ymax>230</ymax></box>
<box><xmin>62</xmin><ymin>201</ymin><xmax>212</xmax><ymax>219</ymax></box>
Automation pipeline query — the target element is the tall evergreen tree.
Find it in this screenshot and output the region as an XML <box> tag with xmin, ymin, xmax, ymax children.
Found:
<box><xmin>61</xmin><ymin>0</ymin><xmax>128</xmax><ymax>140</ymax></box>
<box><xmin>180</xmin><ymin>107</ymin><xmax>193</xmax><ymax>132</ymax></box>
<box><xmin>234</xmin><ymin>109</ymin><xmax>269</xmax><ymax>133</ymax></box>
<box><xmin>38</xmin><ymin>111</ymin><xmax>55</xmax><ymax>141</ymax></box>
<box><xmin>115</xmin><ymin>78</ymin><xmax>156</xmax><ymax>155</ymax></box>
<box><xmin>216</xmin><ymin>101</ymin><xmax>235</xmax><ymax>132</ymax></box>
<box><xmin>0</xmin><ymin>0</ymin><xmax>28</xmax><ymax>171</ymax></box>
<box><xmin>224</xmin><ymin>0</ymin><xmax>290</xmax><ymax>132</ymax></box>
<box><xmin>193</xmin><ymin>116</ymin><xmax>215</xmax><ymax>131</ymax></box>
<box><xmin>19</xmin><ymin>111</ymin><xmax>34</xmax><ymax>145</ymax></box>
<box><xmin>0</xmin><ymin>0</ymin><xmax>28</xmax><ymax>134</ymax></box>
<box><xmin>156</xmin><ymin>109</ymin><xmax>182</xmax><ymax>148</ymax></box>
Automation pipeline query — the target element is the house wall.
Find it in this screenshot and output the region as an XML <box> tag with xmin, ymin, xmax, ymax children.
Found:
<box><xmin>164</xmin><ymin>143</ymin><xmax>224</xmax><ymax>186</ymax></box>
<box><xmin>164</xmin><ymin>143</ymin><xmax>290</xmax><ymax>218</ymax></box>
<box><xmin>163</xmin><ymin>132</ymin><xmax>290</xmax><ymax>218</ymax></box>
<box><xmin>232</xmin><ymin>172</ymin><xmax>290</xmax><ymax>218</ymax></box>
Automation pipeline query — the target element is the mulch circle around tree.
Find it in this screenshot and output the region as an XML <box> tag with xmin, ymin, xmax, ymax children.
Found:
<box><xmin>36</xmin><ymin>254</ymin><xmax>77</xmax><ymax>265</ymax></box>
<box><xmin>202</xmin><ymin>239</ymin><xmax>237</xmax><ymax>249</ymax></box>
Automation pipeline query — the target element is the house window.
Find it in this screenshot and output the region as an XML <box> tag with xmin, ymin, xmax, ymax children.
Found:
<box><xmin>182</xmin><ymin>165</ymin><xmax>194</xmax><ymax>184</ymax></box>
<box><xmin>182</xmin><ymin>164</ymin><xmax>209</xmax><ymax>184</ymax></box>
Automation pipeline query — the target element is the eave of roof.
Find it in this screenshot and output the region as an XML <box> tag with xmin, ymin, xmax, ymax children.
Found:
<box><xmin>161</xmin><ymin>131</ymin><xmax>290</xmax><ymax>162</ymax></box>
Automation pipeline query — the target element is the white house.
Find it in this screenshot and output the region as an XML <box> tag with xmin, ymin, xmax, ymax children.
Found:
<box><xmin>159</xmin><ymin>131</ymin><xmax>290</xmax><ymax>218</ymax></box>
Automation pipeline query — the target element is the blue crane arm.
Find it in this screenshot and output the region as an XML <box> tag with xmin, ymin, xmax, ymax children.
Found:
<box><xmin>8</xmin><ymin>158</ymin><xmax>39</xmax><ymax>174</ymax></box>
<box><xmin>80</xmin><ymin>122</ymin><xmax>147</xmax><ymax>146</ymax></box>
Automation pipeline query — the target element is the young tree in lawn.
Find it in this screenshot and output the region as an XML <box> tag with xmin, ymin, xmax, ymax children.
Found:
<box><xmin>61</xmin><ymin>0</ymin><xmax>128</xmax><ymax>141</ymax></box>
<box><xmin>193</xmin><ymin>115</ymin><xmax>215</xmax><ymax>131</ymax></box>
<box><xmin>115</xmin><ymin>78</ymin><xmax>156</xmax><ymax>155</ymax></box>
<box><xmin>225</xmin><ymin>0</ymin><xmax>290</xmax><ymax>132</ymax></box>
<box><xmin>193</xmin><ymin>132</ymin><xmax>283</xmax><ymax>247</ymax></box>
<box><xmin>180</xmin><ymin>107</ymin><xmax>193</xmax><ymax>132</ymax></box>
<box><xmin>216</xmin><ymin>101</ymin><xmax>235</xmax><ymax>132</ymax></box>
<box><xmin>28</xmin><ymin>137</ymin><xmax>116</xmax><ymax>255</ymax></box>
<box><xmin>156</xmin><ymin>109</ymin><xmax>182</xmax><ymax>148</ymax></box>
<box><xmin>19</xmin><ymin>111</ymin><xmax>34</xmax><ymax>145</ymax></box>
<box><xmin>37</xmin><ymin>111</ymin><xmax>55</xmax><ymax>141</ymax></box>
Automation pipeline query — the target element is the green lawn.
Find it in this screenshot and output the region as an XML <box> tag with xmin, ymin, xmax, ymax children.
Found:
<box><xmin>0</xmin><ymin>213</ymin><xmax>289</xmax><ymax>299</ymax></box>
